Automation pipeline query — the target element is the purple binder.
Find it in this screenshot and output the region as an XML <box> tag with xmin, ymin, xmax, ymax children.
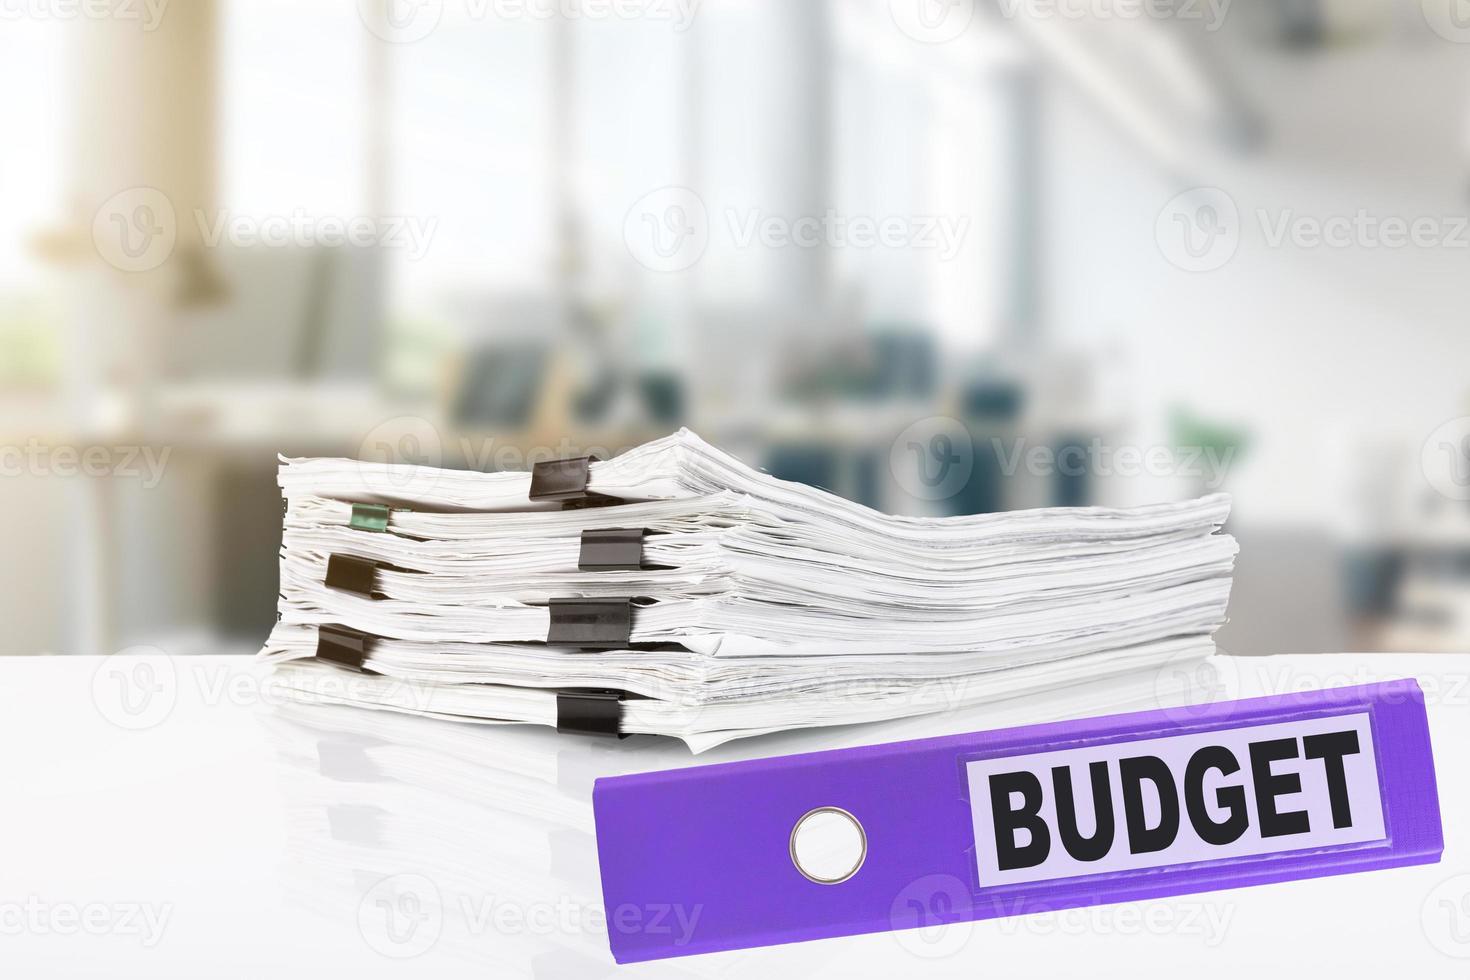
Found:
<box><xmin>593</xmin><ymin>680</ymin><xmax>1442</xmax><ymax>962</ymax></box>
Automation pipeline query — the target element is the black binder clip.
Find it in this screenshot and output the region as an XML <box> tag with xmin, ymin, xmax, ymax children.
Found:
<box><xmin>556</xmin><ymin>690</ymin><xmax>627</xmax><ymax>738</ymax></box>
<box><xmin>349</xmin><ymin>503</ymin><xmax>391</xmax><ymax>532</ymax></box>
<box><xmin>578</xmin><ymin>528</ymin><xmax>646</xmax><ymax>571</ymax></box>
<box><xmin>325</xmin><ymin>554</ymin><xmax>378</xmax><ymax>598</ymax></box>
<box><xmin>316</xmin><ymin>624</ymin><xmax>377</xmax><ymax>673</ymax></box>
<box><xmin>530</xmin><ymin>455</ymin><xmax>620</xmax><ymax>509</ymax></box>
<box><xmin>547</xmin><ymin>597</ymin><xmax>633</xmax><ymax>649</ymax></box>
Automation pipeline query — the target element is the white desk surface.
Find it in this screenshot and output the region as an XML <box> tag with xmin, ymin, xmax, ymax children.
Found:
<box><xmin>2</xmin><ymin>652</ymin><xmax>1466</xmax><ymax>978</ymax></box>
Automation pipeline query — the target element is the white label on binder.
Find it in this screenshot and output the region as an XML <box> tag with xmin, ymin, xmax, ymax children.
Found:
<box><xmin>966</xmin><ymin>712</ymin><xmax>1385</xmax><ymax>887</ymax></box>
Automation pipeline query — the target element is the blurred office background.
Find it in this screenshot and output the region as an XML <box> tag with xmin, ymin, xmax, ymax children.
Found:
<box><xmin>3</xmin><ymin>0</ymin><xmax>1470</xmax><ymax>658</ymax></box>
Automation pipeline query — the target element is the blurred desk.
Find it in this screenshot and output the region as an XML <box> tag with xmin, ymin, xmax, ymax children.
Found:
<box><xmin>1</xmin><ymin>653</ymin><xmax>1466</xmax><ymax>978</ymax></box>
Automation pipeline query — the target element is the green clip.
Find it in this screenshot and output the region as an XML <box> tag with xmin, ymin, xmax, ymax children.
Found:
<box><xmin>349</xmin><ymin>503</ymin><xmax>391</xmax><ymax>533</ymax></box>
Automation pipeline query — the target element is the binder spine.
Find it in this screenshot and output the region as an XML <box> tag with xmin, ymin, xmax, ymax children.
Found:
<box><xmin>593</xmin><ymin>680</ymin><xmax>1443</xmax><ymax>963</ymax></box>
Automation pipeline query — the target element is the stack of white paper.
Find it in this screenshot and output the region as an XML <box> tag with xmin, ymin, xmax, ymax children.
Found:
<box><xmin>259</xmin><ymin>429</ymin><xmax>1235</xmax><ymax>749</ymax></box>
